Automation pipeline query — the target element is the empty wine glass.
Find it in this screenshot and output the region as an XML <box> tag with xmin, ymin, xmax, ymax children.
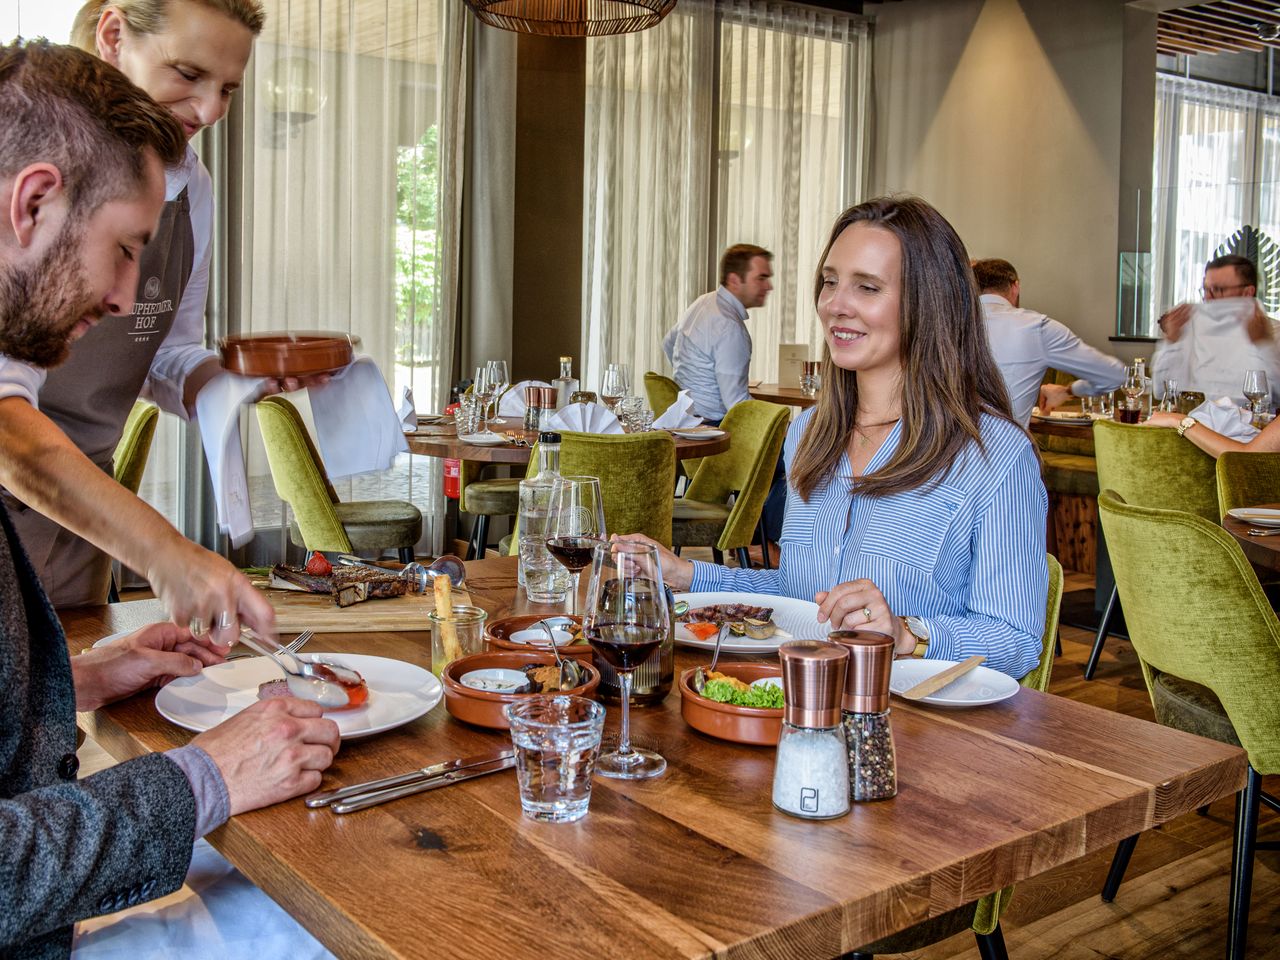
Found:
<box><xmin>486</xmin><ymin>359</ymin><xmax>510</xmax><ymax>424</ymax></box>
<box><xmin>1243</xmin><ymin>369</ymin><xmax>1269</xmax><ymax>424</ymax></box>
<box><xmin>600</xmin><ymin>364</ymin><xmax>626</xmax><ymax>412</ymax></box>
<box><xmin>584</xmin><ymin>539</ymin><xmax>668</xmax><ymax>780</ymax></box>
<box><xmin>473</xmin><ymin>365</ymin><xmax>498</xmax><ymax>430</ymax></box>
<box><xmin>1159</xmin><ymin>378</ymin><xmax>1179</xmax><ymax>413</ymax></box>
<box><xmin>546</xmin><ymin>476</ymin><xmax>606</xmax><ymax>614</ymax></box>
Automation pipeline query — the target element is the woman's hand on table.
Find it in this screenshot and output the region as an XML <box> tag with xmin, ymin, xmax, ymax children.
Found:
<box><xmin>1143</xmin><ymin>411</ymin><xmax>1183</xmax><ymax>429</ymax></box>
<box><xmin>815</xmin><ymin>578</ymin><xmax>914</xmax><ymax>654</ymax></box>
<box><xmin>609</xmin><ymin>533</ymin><xmax>693</xmax><ymax>591</ymax></box>
<box><xmin>72</xmin><ymin>622</ymin><xmax>227</xmax><ymax>710</ymax></box>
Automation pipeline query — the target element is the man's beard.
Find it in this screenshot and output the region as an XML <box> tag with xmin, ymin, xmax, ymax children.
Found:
<box><xmin>0</xmin><ymin>223</ymin><xmax>99</xmax><ymax>368</ymax></box>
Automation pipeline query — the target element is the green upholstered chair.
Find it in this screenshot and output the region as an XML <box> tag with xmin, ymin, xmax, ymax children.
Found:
<box><xmin>507</xmin><ymin>430</ymin><xmax>677</xmax><ymax>549</ymax></box>
<box><xmin>255</xmin><ymin>396</ymin><xmax>422</xmax><ymax>562</ymax></box>
<box><xmin>1216</xmin><ymin>451</ymin><xmax>1280</xmax><ymax>519</ymax></box>
<box><xmin>671</xmin><ymin>400</ymin><xmax>788</xmax><ymax>568</ymax></box>
<box><xmin>107</xmin><ymin>401</ymin><xmax>160</xmax><ymax>602</ymax></box>
<box><xmin>847</xmin><ymin>555</ymin><xmax>1064</xmax><ymax>960</ymax></box>
<box><xmin>1085</xmin><ymin>418</ymin><xmax>1218</xmax><ymax>678</ymax></box>
<box><xmin>643</xmin><ymin>371</ymin><xmax>680</xmax><ymax>417</ymax></box>
<box><xmin>1095</xmin><ymin>491</ymin><xmax>1278</xmax><ymax>960</ymax></box>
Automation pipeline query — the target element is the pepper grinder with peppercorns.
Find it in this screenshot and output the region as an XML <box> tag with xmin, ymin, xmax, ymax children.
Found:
<box><xmin>830</xmin><ymin>630</ymin><xmax>898</xmax><ymax>802</ymax></box>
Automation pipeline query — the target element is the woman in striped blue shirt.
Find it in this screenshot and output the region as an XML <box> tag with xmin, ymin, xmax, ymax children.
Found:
<box><xmin>624</xmin><ymin>196</ymin><xmax>1048</xmax><ymax>678</ymax></box>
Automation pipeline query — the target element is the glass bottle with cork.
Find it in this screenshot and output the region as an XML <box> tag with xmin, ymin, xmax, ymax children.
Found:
<box><xmin>830</xmin><ymin>630</ymin><xmax>898</xmax><ymax>801</ymax></box>
<box><xmin>772</xmin><ymin>640</ymin><xmax>851</xmax><ymax>820</ymax></box>
<box><xmin>551</xmin><ymin>356</ymin><xmax>579</xmax><ymax>410</ymax></box>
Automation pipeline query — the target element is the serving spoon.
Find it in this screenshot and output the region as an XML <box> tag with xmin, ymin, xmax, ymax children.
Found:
<box><xmin>535</xmin><ymin>616</ymin><xmax>585</xmax><ymax>690</ymax></box>
<box><xmin>236</xmin><ymin>628</ymin><xmax>359</xmax><ymax>708</ymax></box>
<box><xmin>691</xmin><ymin>623</ymin><xmax>729</xmax><ymax>694</ymax></box>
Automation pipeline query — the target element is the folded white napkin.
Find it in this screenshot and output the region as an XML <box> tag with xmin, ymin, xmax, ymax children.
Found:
<box><xmin>497</xmin><ymin>379</ymin><xmax>552</xmax><ymax>418</ymax></box>
<box><xmin>542</xmin><ymin>401</ymin><xmax>624</xmax><ymax>434</ymax></box>
<box><xmin>1190</xmin><ymin>395</ymin><xmax>1261</xmax><ymax>442</ymax></box>
<box><xmin>307</xmin><ymin>356</ymin><xmax>409</xmax><ymax>478</ymax></box>
<box><xmin>651</xmin><ymin>389</ymin><xmax>702</xmax><ymax>429</ymax></box>
<box><xmin>196</xmin><ymin>370</ymin><xmax>269</xmax><ymax>548</ymax></box>
<box><xmin>396</xmin><ymin>385</ymin><xmax>416</xmax><ymax>432</ymax></box>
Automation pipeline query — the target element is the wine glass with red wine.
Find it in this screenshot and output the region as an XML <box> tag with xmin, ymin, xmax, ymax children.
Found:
<box><xmin>584</xmin><ymin>539</ymin><xmax>668</xmax><ymax>779</ymax></box>
<box><xmin>546</xmin><ymin>476</ymin><xmax>606</xmax><ymax>614</ymax></box>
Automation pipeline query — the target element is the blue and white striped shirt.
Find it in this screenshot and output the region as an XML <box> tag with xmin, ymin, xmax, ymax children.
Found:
<box><xmin>689</xmin><ymin>409</ymin><xmax>1049</xmax><ymax>678</ymax></box>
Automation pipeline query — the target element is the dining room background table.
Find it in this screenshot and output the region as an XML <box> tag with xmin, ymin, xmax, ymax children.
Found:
<box><xmin>64</xmin><ymin>556</ymin><xmax>1246</xmax><ymax>959</ymax></box>
<box><xmin>747</xmin><ymin>383</ymin><xmax>817</xmax><ymax>409</ymax></box>
<box><xmin>1222</xmin><ymin>502</ymin><xmax>1280</xmax><ymax>572</ymax></box>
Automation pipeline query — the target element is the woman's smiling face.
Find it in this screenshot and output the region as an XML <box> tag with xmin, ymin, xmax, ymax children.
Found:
<box><xmin>817</xmin><ymin>221</ymin><xmax>903</xmax><ymax>379</ymax></box>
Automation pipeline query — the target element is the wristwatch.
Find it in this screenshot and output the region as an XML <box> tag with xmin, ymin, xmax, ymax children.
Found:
<box><xmin>1176</xmin><ymin>416</ymin><xmax>1198</xmax><ymax>438</ymax></box>
<box><xmin>901</xmin><ymin>616</ymin><xmax>930</xmax><ymax>658</ymax></box>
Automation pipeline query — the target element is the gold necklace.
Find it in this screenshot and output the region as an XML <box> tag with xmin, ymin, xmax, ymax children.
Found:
<box><xmin>853</xmin><ymin>417</ymin><xmax>901</xmax><ymax>448</ymax></box>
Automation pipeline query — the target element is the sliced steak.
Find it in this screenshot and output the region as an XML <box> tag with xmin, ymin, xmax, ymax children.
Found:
<box><xmin>680</xmin><ymin>602</ymin><xmax>774</xmax><ymax>624</ymax></box>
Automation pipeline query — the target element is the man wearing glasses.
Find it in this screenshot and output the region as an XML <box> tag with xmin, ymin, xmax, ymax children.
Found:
<box><xmin>1153</xmin><ymin>254</ymin><xmax>1280</xmax><ymax>407</ymax></box>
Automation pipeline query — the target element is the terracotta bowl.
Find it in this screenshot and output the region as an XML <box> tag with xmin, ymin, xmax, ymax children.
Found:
<box><xmin>443</xmin><ymin>651</ymin><xmax>600</xmax><ymax>731</ymax></box>
<box><xmin>679</xmin><ymin>662</ymin><xmax>783</xmax><ymax>747</ymax></box>
<box><xmin>219</xmin><ymin>332</ymin><xmax>359</xmax><ymax>378</ymax></box>
<box><xmin>484</xmin><ymin>614</ymin><xmax>594</xmax><ymax>664</ymax></box>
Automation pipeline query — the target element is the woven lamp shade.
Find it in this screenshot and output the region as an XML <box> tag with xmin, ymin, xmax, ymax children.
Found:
<box><xmin>462</xmin><ymin>0</ymin><xmax>678</xmax><ymax>36</ymax></box>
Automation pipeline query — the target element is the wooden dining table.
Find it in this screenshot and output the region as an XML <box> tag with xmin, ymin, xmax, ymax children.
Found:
<box><xmin>406</xmin><ymin>416</ymin><xmax>731</xmax><ymax>464</ymax></box>
<box><xmin>1222</xmin><ymin>502</ymin><xmax>1280</xmax><ymax>572</ymax></box>
<box><xmin>748</xmin><ymin>383</ymin><xmax>817</xmax><ymax>408</ymax></box>
<box><xmin>65</xmin><ymin>557</ymin><xmax>1246</xmax><ymax>959</ymax></box>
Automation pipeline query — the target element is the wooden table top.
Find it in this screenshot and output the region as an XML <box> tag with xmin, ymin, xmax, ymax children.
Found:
<box><xmin>405</xmin><ymin>417</ymin><xmax>731</xmax><ymax>464</ymax></box>
<box><xmin>64</xmin><ymin>557</ymin><xmax>1246</xmax><ymax>959</ymax></box>
<box><xmin>1222</xmin><ymin>502</ymin><xmax>1280</xmax><ymax>572</ymax></box>
<box><xmin>1027</xmin><ymin>413</ymin><xmax>1097</xmax><ymax>441</ymax></box>
<box><xmin>748</xmin><ymin>383</ymin><xmax>817</xmax><ymax>408</ymax></box>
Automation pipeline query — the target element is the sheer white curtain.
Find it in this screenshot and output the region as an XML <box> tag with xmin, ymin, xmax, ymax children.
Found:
<box><xmin>1151</xmin><ymin>74</ymin><xmax>1280</xmax><ymax>329</ymax></box>
<box><xmin>717</xmin><ymin>2</ymin><xmax>869</xmax><ymax>380</ymax></box>
<box><xmin>582</xmin><ymin>0</ymin><xmax>869</xmax><ymax>391</ymax></box>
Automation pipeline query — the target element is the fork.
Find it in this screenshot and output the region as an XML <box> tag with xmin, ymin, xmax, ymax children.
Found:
<box><xmin>229</xmin><ymin>629</ymin><xmax>314</xmax><ymax>660</ymax></box>
<box><xmin>1247</xmin><ymin>528</ymin><xmax>1280</xmax><ymax>537</ymax></box>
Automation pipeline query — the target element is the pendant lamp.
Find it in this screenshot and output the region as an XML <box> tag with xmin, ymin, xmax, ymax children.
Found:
<box><xmin>461</xmin><ymin>0</ymin><xmax>677</xmax><ymax>37</ymax></box>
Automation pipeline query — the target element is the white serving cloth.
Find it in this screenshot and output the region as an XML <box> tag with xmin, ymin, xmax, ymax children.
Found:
<box><xmin>542</xmin><ymin>401</ymin><xmax>624</xmax><ymax>434</ymax></box>
<box><xmin>307</xmin><ymin>356</ymin><xmax>409</xmax><ymax>478</ymax></box>
<box><xmin>1190</xmin><ymin>395</ymin><xmax>1261</xmax><ymax>441</ymax></box>
<box><xmin>195</xmin><ymin>371</ymin><xmax>268</xmax><ymax>548</ymax></box>
<box><xmin>651</xmin><ymin>389</ymin><xmax>702</xmax><ymax>429</ymax></box>
<box><xmin>497</xmin><ymin>379</ymin><xmax>551</xmax><ymax>417</ymax></box>
<box><xmin>72</xmin><ymin>839</ymin><xmax>334</xmax><ymax>959</ymax></box>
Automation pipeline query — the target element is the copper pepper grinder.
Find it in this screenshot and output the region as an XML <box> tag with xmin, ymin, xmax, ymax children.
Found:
<box><xmin>771</xmin><ymin>640</ymin><xmax>851</xmax><ymax>820</ymax></box>
<box><xmin>830</xmin><ymin>630</ymin><xmax>898</xmax><ymax>801</ymax></box>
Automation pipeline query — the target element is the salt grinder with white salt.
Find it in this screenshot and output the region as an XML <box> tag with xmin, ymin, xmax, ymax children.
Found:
<box><xmin>772</xmin><ymin>640</ymin><xmax>850</xmax><ymax>820</ymax></box>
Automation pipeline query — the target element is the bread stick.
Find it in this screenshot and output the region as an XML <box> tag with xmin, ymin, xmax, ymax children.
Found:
<box><xmin>433</xmin><ymin>573</ymin><xmax>461</xmax><ymax>664</ymax></box>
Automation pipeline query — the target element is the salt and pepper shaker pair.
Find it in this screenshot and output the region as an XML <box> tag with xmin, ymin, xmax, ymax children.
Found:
<box><xmin>772</xmin><ymin>631</ymin><xmax>898</xmax><ymax>820</ymax></box>
<box><xmin>522</xmin><ymin>386</ymin><xmax>560</xmax><ymax>433</ymax></box>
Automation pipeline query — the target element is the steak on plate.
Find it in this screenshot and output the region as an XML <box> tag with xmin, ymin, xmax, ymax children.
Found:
<box><xmin>680</xmin><ymin>602</ymin><xmax>774</xmax><ymax>624</ymax></box>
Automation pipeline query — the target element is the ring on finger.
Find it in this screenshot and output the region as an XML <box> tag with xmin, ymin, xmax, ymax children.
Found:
<box><xmin>862</xmin><ymin>605</ymin><xmax>873</xmax><ymax>623</ymax></box>
<box><xmin>217</xmin><ymin>610</ymin><xmax>235</xmax><ymax>630</ymax></box>
<box><xmin>188</xmin><ymin>616</ymin><xmax>208</xmax><ymax>636</ymax></box>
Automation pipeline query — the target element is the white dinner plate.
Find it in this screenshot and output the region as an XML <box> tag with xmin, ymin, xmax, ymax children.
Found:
<box><xmin>458</xmin><ymin>431</ymin><xmax>507</xmax><ymax>446</ymax></box>
<box><xmin>92</xmin><ymin>629</ymin><xmax>143</xmax><ymax>649</ymax></box>
<box><xmin>1031</xmin><ymin>412</ymin><xmax>1092</xmax><ymax>426</ymax></box>
<box><xmin>1228</xmin><ymin>507</ymin><xmax>1280</xmax><ymax>528</ymax></box>
<box><xmin>155</xmin><ymin>654</ymin><xmax>442</xmax><ymax>739</ymax></box>
<box><xmin>670</xmin><ymin>428</ymin><xmax>727</xmax><ymax>440</ymax></box>
<box><xmin>672</xmin><ymin>592</ymin><xmax>828</xmax><ymax>653</ymax></box>
<box><xmin>889</xmin><ymin>659</ymin><xmax>1020</xmax><ymax>707</ymax></box>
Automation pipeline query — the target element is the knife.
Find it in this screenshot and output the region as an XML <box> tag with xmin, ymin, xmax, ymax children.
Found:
<box><xmin>305</xmin><ymin>749</ymin><xmax>514</xmax><ymax>808</ymax></box>
<box><xmin>330</xmin><ymin>755</ymin><xmax>516</xmax><ymax>814</ymax></box>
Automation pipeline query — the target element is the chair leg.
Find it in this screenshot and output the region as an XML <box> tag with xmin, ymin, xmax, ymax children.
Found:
<box><xmin>755</xmin><ymin>518</ymin><xmax>771</xmax><ymax>570</ymax></box>
<box><xmin>1054</xmin><ymin>632</ymin><xmax>1062</xmax><ymax>657</ymax></box>
<box><xmin>735</xmin><ymin>547</ymin><xmax>751</xmax><ymax>569</ymax></box>
<box><xmin>398</xmin><ymin>547</ymin><xmax>414</xmax><ymax>564</ymax></box>
<box><xmin>1084</xmin><ymin>584</ymin><xmax>1119</xmax><ymax>679</ymax></box>
<box><xmin>464</xmin><ymin>519</ymin><xmax>477</xmax><ymax>561</ymax></box>
<box><xmin>107</xmin><ymin>573</ymin><xmax>120</xmax><ymax>604</ymax></box>
<box><xmin>975</xmin><ymin>923</ymin><xmax>1009</xmax><ymax>960</ymax></box>
<box><xmin>712</xmin><ymin>548</ymin><xmax>724</xmax><ymax>566</ymax></box>
<box><xmin>1101</xmin><ymin>833</ymin><xmax>1139</xmax><ymax>902</ymax></box>
<box><xmin>473</xmin><ymin>515</ymin><xmax>490</xmax><ymax>561</ymax></box>
<box><xmin>1227</xmin><ymin>766</ymin><xmax>1262</xmax><ymax>960</ymax></box>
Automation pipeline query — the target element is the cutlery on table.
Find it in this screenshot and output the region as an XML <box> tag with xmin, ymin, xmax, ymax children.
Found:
<box><xmin>306</xmin><ymin>751</ymin><xmax>516</xmax><ymax>814</ymax></box>
<box><xmin>335</xmin><ymin>553</ymin><xmax>466</xmax><ymax>588</ymax></box>
<box><xmin>236</xmin><ymin>627</ymin><xmax>358</xmax><ymax>709</ymax></box>
<box><xmin>535</xmin><ymin>616</ymin><xmax>585</xmax><ymax>689</ymax></box>
<box><xmin>1247</xmin><ymin>527</ymin><xmax>1280</xmax><ymax>537</ymax></box>
<box><xmin>899</xmin><ymin>655</ymin><xmax>986</xmax><ymax>701</ymax></box>
<box><xmin>692</xmin><ymin>623</ymin><xmax>729</xmax><ymax>694</ymax></box>
<box><xmin>228</xmin><ymin>628</ymin><xmax>313</xmax><ymax>661</ymax></box>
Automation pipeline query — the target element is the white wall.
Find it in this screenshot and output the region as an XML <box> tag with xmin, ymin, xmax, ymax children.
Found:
<box><xmin>866</xmin><ymin>0</ymin><xmax>1149</xmax><ymax>361</ymax></box>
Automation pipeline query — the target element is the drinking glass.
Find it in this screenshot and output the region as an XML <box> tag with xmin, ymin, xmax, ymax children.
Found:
<box><xmin>454</xmin><ymin>393</ymin><xmax>482</xmax><ymax>436</ymax></box>
<box><xmin>1243</xmin><ymin>369</ymin><xmax>1269</xmax><ymax>424</ymax></box>
<box><xmin>1119</xmin><ymin>365</ymin><xmax>1144</xmax><ymax>423</ymax></box>
<box><xmin>1159</xmin><ymin>378</ymin><xmax>1180</xmax><ymax>413</ymax></box>
<box><xmin>506</xmin><ymin>696</ymin><xmax>605</xmax><ymax>823</ymax></box>
<box><xmin>584</xmin><ymin>539</ymin><xmax>668</xmax><ymax>780</ymax></box>
<box><xmin>486</xmin><ymin>360</ymin><xmax>510</xmax><ymax>424</ymax></box>
<box><xmin>473</xmin><ymin>365</ymin><xmax>498</xmax><ymax>429</ymax></box>
<box><xmin>546</xmin><ymin>476</ymin><xmax>606</xmax><ymax>614</ymax></box>
<box><xmin>600</xmin><ymin>364</ymin><xmax>626</xmax><ymax>411</ymax></box>
<box><xmin>519</xmin><ymin>535</ymin><xmax>571</xmax><ymax>603</ymax></box>
<box><xmin>617</xmin><ymin>395</ymin><xmax>645</xmax><ymax>432</ymax></box>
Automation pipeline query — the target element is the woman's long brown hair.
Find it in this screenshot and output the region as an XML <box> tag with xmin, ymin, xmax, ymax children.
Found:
<box><xmin>790</xmin><ymin>196</ymin><xmax>1016</xmax><ymax>501</ymax></box>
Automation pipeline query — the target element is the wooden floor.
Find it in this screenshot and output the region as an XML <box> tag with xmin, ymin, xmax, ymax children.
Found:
<box><xmin>85</xmin><ymin>568</ymin><xmax>1278</xmax><ymax>959</ymax></box>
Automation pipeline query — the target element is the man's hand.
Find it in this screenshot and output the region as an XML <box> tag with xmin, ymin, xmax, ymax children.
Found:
<box><xmin>145</xmin><ymin>533</ymin><xmax>278</xmax><ymax>646</ymax></box>
<box><xmin>73</xmin><ymin>622</ymin><xmax>227</xmax><ymax>710</ymax></box>
<box><xmin>192</xmin><ymin>698</ymin><xmax>340</xmax><ymax>814</ymax></box>
<box><xmin>1158</xmin><ymin>303</ymin><xmax>1192</xmax><ymax>342</ymax></box>
<box><xmin>1037</xmin><ymin>383</ymin><xmax>1072</xmax><ymax>414</ymax></box>
<box><xmin>1246</xmin><ymin>303</ymin><xmax>1273</xmax><ymax>344</ymax></box>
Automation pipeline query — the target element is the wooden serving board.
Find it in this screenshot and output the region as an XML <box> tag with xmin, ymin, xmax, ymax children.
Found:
<box><xmin>260</xmin><ymin>584</ymin><xmax>472</xmax><ymax>634</ymax></box>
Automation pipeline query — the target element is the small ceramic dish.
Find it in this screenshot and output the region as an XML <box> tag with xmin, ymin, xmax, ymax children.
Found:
<box><xmin>678</xmin><ymin>662</ymin><xmax>783</xmax><ymax>747</ymax></box>
<box><xmin>219</xmin><ymin>332</ymin><xmax>359</xmax><ymax>379</ymax></box>
<box><xmin>460</xmin><ymin>668</ymin><xmax>529</xmax><ymax>693</ymax></box>
<box><xmin>443</xmin><ymin>651</ymin><xmax>600</xmax><ymax>730</ymax></box>
<box><xmin>484</xmin><ymin>614</ymin><xmax>593</xmax><ymax>663</ymax></box>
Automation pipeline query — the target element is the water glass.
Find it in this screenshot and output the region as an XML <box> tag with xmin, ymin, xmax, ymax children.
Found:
<box><xmin>506</xmin><ymin>696</ymin><xmax>605</xmax><ymax>823</ymax></box>
<box><xmin>454</xmin><ymin>394</ymin><xmax>482</xmax><ymax>436</ymax></box>
<box><xmin>519</xmin><ymin>536</ymin><xmax>571</xmax><ymax>603</ymax></box>
<box><xmin>427</xmin><ymin>604</ymin><xmax>487</xmax><ymax>677</ymax></box>
<box><xmin>1159</xmin><ymin>378</ymin><xmax>1180</xmax><ymax>413</ymax></box>
<box><xmin>1243</xmin><ymin>369</ymin><xmax>1269</xmax><ymax>423</ymax></box>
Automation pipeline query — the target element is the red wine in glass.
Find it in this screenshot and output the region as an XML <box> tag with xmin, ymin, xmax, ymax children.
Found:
<box><xmin>546</xmin><ymin>536</ymin><xmax>602</xmax><ymax>573</ymax></box>
<box><xmin>586</xmin><ymin>622</ymin><xmax>663</xmax><ymax>671</ymax></box>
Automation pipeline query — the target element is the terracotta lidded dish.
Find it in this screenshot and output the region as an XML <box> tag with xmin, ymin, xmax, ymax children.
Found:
<box><xmin>442</xmin><ymin>651</ymin><xmax>600</xmax><ymax>730</ymax></box>
<box><xmin>219</xmin><ymin>331</ymin><xmax>359</xmax><ymax>379</ymax></box>
<box><xmin>678</xmin><ymin>662</ymin><xmax>783</xmax><ymax>746</ymax></box>
<box><xmin>484</xmin><ymin>614</ymin><xmax>593</xmax><ymax>664</ymax></box>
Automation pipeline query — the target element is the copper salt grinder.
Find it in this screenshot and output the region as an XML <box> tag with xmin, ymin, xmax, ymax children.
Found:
<box><xmin>772</xmin><ymin>640</ymin><xmax>850</xmax><ymax>820</ymax></box>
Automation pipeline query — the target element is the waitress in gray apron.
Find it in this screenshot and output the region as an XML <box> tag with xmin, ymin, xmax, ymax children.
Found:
<box><xmin>0</xmin><ymin>0</ymin><xmax>263</xmax><ymax>608</ymax></box>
